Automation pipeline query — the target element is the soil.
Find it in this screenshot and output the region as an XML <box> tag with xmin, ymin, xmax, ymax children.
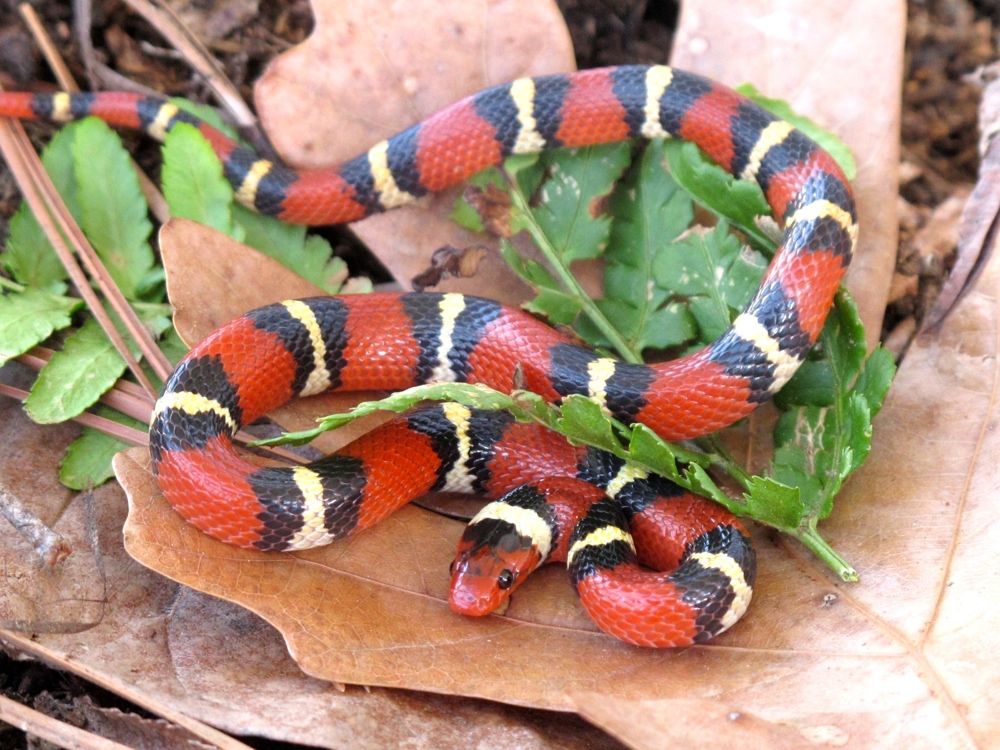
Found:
<box><xmin>0</xmin><ymin>0</ymin><xmax>992</xmax><ymax>747</ymax></box>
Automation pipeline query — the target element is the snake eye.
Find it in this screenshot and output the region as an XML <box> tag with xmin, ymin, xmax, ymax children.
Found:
<box><xmin>497</xmin><ymin>569</ymin><xmax>515</xmax><ymax>590</ymax></box>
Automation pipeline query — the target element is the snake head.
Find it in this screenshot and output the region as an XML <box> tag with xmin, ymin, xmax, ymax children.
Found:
<box><xmin>448</xmin><ymin>502</ymin><xmax>547</xmax><ymax>617</ymax></box>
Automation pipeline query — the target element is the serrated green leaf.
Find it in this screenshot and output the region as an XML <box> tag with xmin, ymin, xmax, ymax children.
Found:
<box><xmin>158</xmin><ymin>326</ymin><xmax>189</xmax><ymax>366</ymax></box>
<box><xmin>509</xmin><ymin>153</ymin><xmax>546</xmax><ymax>199</ymax></box>
<box><xmin>771</xmin><ymin>439</ymin><xmax>825</xmax><ymax>504</ymax></box>
<box><xmin>744</xmin><ymin>476</ymin><xmax>805</xmax><ymax>529</ymax></box>
<box><xmin>855</xmin><ymin>346</ymin><xmax>896</xmax><ymax>418</ymax></box>
<box><xmin>769</xmin><ymin>288</ymin><xmax>894</xmax><ymax>526</ymax></box>
<box><xmin>4</xmin><ymin>207</ymin><xmax>66</xmax><ymax>292</ymax></box>
<box><xmin>582</xmin><ymin>298</ymin><xmax>695</xmax><ymax>352</ymax></box>
<box><xmin>653</xmin><ymin>223</ymin><xmax>764</xmax><ymax>343</ymax></box>
<box><xmin>681</xmin><ymin>463</ymin><xmax>740</xmax><ymax>510</ymax></box>
<box><xmin>256</xmin><ymin>382</ymin><xmax>526</xmax><ymax>446</ymax></box>
<box><xmin>523</xmin><ymin>288</ymin><xmax>581</xmax><ymax>325</ymax></box>
<box><xmin>626</xmin><ymin>424</ymin><xmax>682</xmax><ymax>481</ymax></box>
<box><xmin>774</xmin><ymin>359</ymin><xmax>836</xmax><ymax>408</ymax></box>
<box><xmin>556</xmin><ymin>395</ymin><xmax>622</xmax><ymax>454</ymax></box>
<box><xmin>233</xmin><ymin>204</ymin><xmax>307</xmax><ymax>255</ymax></box>
<box><xmin>161</xmin><ymin>122</ymin><xmax>234</xmax><ymax>234</ymax></box>
<box><xmin>2</xmin><ymin>125</ymin><xmax>82</xmax><ymax>290</ymax></box>
<box><xmin>24</xmin><ymin>318</ymin><xmax>127</xmax><ymax>423</ymax></box>
<box><xmin>736</xmin><ymin>84</ymin><xmax>857</xmax><ymax>180</ymax></box>
<box><xmin>59</xmin><ymin>408</ymin><xmax>142</xmax><ymax>490</ymax></box>
<box><xmin>586</xmin><ymin>140</ymin><xmax>697</xmax><ymax>353</ymax></box>
<box><xmin>498</xmin><ymin>240</ymin><xmax>559</xmax><ymax>289</ymax></box>
<box><xmin>73</xmin><ymin>118</ymin><xmax>154</xmax><ymax>299</ymax></box>
<box><xmin>826</xmin><ymin>292</ymin><xmax>868</xmax><ymax>382</ymax></box>
<box><xmin>532</xmin><ymin>143</ymin><xmax>632</xmax><ymax>263</ymax></box>
<box><xmin>135</xmin><ymin>267</ymin><xmax>166</xmax><ymax>302</ymax></box>
<box><xmin>664</xmin><ymin>140</ymin><xmax>774</xmax><ymax>251</ymax></box>
<box><xmin>0</xmin><ymin>289</ymin><xmax>82</xmax><ymax>366</ymax></box>
<box><xmin>234</xmin><ymin>204</ymin><xmax>345</xmax><ymax>290</ymax></box>
<box><xmin>300</xmin><ymin>235</ymin><xmax>350</xmax><ymax>293</ymax></box>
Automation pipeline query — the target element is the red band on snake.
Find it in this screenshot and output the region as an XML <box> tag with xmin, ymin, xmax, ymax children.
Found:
<box><xmin>0</xmin><ymin>65</ymin><xmax>856</xmax><ymax>647</ymax></box>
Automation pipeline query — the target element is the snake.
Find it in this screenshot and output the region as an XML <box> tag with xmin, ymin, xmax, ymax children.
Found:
<box><xmin>0</xmin><ymin>65</ymin><xmax>856</xmax><ymax>647</ymax></box>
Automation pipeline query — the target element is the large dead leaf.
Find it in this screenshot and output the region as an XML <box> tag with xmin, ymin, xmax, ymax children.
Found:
<box><xmin>253</xmin><ymin>0</ymin><xmax>577</xmax><ymax>301</ymax></box>
<box><xmin>116</xmin><ymin>222</ymin><xmax>995</xmax><ymax>749</ymax></box>
<box><xmin>120</xmin><ymin>235</ymin><xmax>999</xmax><ymax>738</ymax></box>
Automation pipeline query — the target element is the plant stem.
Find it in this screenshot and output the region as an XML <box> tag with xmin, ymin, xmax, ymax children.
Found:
<box><xmin>695</xmin><ymin>434</ymin><xmax>753</xmax><ymax>490</ymax></box>
<box><xmin>0</xmin><ymin>277</ymin><xmax>26</xmax><ymax>292</ymax></box>
<box><xmin>506</xmin><ymin>182</ymin><xmax>642</xmax><ymax>364</ymax></box>
<box><xmin>794</xmin><ymin>523</ymin><xmax>859</xmax><ymax>582</ymax></box>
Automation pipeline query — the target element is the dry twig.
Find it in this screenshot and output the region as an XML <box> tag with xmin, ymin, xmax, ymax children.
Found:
<box><xmin>0</xmin><ymin>631</ymin><xmax>255</xmax><ymax>750</ymax></box>
<box><xmin>0</xmin><ymin>694</ymin><xmax>134</xmax><ymax>750</ymax></box>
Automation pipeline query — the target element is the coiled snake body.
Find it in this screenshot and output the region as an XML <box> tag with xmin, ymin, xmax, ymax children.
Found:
<box><xmin>0</xmin><ymin>65</ymin><xmax>856</xmax><ymax>646</ymax></box>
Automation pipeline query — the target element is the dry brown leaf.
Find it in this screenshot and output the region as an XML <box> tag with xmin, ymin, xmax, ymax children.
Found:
<box><xmin>115</xmin><ymin>423</ymin><xmax>992</xmax><ymax>750</ymax></box>
<box><xmin>0</xmin><ymin>371</ymin><xmax>105</xmax><ymax>634</ymax></box>
<box><xmin>124</xmin><ymin>13</ymin><xmax>994</xmax><ymax>736</ymax></box>
<box><xmin>572</xmin><ymin>694</ymin><xmax>809</xmax><ymax>749</ymax></box>
<box><xmin>162</xmin><ymin>218</ymin><xmax>327</xmax><ymax>344</ymax></box>
<box><xmin>253</xmin><ymin>0</ymin><xmax>577</xmax><ymax>301</ymax></box>
<box><xmin>671</xmin><ymin>0</ymin><xmax>905</xmax><ymax>348</ymax></box>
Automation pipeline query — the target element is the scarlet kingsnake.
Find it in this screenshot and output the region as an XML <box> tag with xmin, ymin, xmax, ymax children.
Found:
<box><xmin>0</xmin><ymin>65</ymin><xmax>856</xmax><ymax>647</ymax></box>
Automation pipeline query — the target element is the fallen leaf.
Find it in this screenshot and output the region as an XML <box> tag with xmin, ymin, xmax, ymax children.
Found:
<box><xmin>253</xmin><ymin>0</ymin><xmax>577</xmax><ymax>301</ymax></box>
<box><xmin>572</xmin><ymin>694</ymin><xmax>809</xmax><ymax>749</ymax></box>
<box><xmin>0</xmin><ymin>369</ymin><xmax>105</xmax><ymax>634</ymax></box>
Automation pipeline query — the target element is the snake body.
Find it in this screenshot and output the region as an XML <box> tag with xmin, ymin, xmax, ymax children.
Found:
<box><xmin>0</xmin><ymin>65</ymin><xmax>856</xmax><ymax>646</ymax></box>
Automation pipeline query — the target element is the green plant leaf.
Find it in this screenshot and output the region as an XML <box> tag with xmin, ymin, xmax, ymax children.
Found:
<box><xmin>157</xmin><ymin>326</ymin><xmax>189</xmax><ymax>366</ymax></box>
<box><xmin>0</xmin><ymin>289</ymin><xmax>82</xmax><ymax>366</ymax></box>
<box><xmin>652</xmin><ymin>222</ymin><xmax>766</xmax><ymax>342</ymax></box>
<box><xmin>855</xmin><ymin>346</ymin><xmax>896</xmax><ymax>419</ymax></box>
<box><xmin>532</xmin><ymin>143</ymin><xmax>632</xmax><ymax>264</ymax></box>
<box><xmin>663</xmin><ymin>140</ymin><xmax>774</xmax><ymax>251</ymax></box>
<box><xmin>233</xmin><ymin>204</ymin><xmax>306</xmax><ymax>256</ymax></box>
<box><xmin>233</xmin><ymin>207</ymin><xmax>349</xmax><ymax>293</ymax></box>
<box><xmin>24</xmin><ymin>318</ymin><xmax>127</xmax><ymax>424</ymax></box>
<box><xmin>59</xmin><ymin>408</ymin><xmax>142</xmax><ymax>490</ymax></box>
<box><xmin>555</xmin><ymin>395</ymin><xmax>623</xmax><ymax>454</ymax></box>
<box><xmin>770</xmin><ymin>291</ymin><xmax>896</xmax><ymax>524</ymax></box>
<box><xmin>161</xmin><ymin>123</ymin><xmax>234</xmax><ymax>234</ymax></box>
<box><xmin>581</xmin><ymin>140</ymin><xmax>698</xmax><ymax>353</ymax></box>
<box><xmin>774</xmin><ymin>359</ymin><xmax>836</xmax><ymax>408</ymax></box>
<box><xmin>2</xmin><ymin>124</ymin><xmax>82</xmax><ymax>291</ymax></box>
<box><xmin>253</xmin><ymin>382</ymin><xmax>537</xmax><ymax>447</ymax></box>
<box><xmin>743</xmin><ymin>476</ymin><xmax>804</xmax><ymax>530</ymax></box>
<box><xmin>169</xmin><ymin>98</ymin><xmax>239</xmax><ymax>139</ymax></box>
<box><xmin>72</xmin><ymin>118</ymin><xmax>154</xmax><ymax>300</ymax></box>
